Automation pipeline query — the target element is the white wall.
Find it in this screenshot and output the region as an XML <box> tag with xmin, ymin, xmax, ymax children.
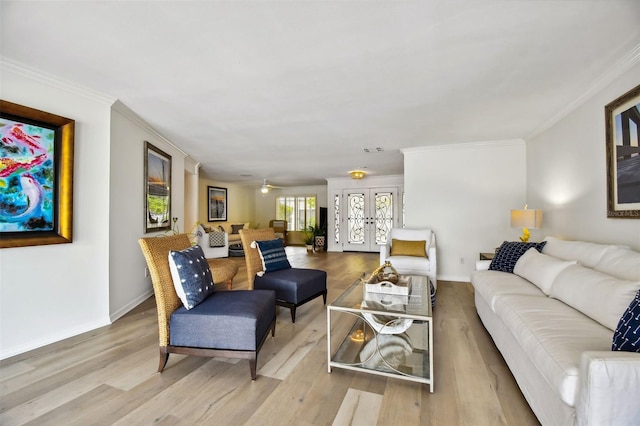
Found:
<box><xmin>0</xmin><ymin>62</ymin><xmax>114</xmax><ymax>358</ymax></box>
<box><xmin>403</xmin><ymin>141</ymin><xmax>527</xmax><ymax>281</ymax></box>
<box><xmin>527</xmin><ymin>63</ymin><xmax>640</xmax><ymax>250</ymax></box>
<box><xmin>108</xmin><ymin>102</ymin><xmax>187</xmax><ymax>321</ymax></box>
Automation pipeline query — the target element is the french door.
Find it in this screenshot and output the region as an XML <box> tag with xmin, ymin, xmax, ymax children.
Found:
<box><xmin>341</xmin><ymin>187</ymin><xmax>399</xmax><ymax>252</ymax></box>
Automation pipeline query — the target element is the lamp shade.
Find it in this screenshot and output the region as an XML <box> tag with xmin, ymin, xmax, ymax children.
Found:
<box><xmin>510</xmin><ymin>209</ymin><xmax>543</xmax><ymax>229</ymax></box>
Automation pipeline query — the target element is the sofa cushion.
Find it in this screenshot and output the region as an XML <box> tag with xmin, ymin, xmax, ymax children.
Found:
<box><xmin>513</xmin><ymin>248</ymin><xmax>576</xmax><ymax>295</ymax></box>
<box><xmin>170</xmin><ymin>289</ymin><xmax>275</xmax><ymax>350</ymax></box>
<box><xmin>231</xmin><ymin>224</ymin><xmax>245</xmax><ymax>234</ymax></box>
<box><xmin>391</xmin><ymin>239</ymin><xmax>427</xmax><ymax>258</ymax></box>
<box><xmin>489</xmin><ymin>241</ymin><xmax>546</xmax><ymax>273</ymax></box>
<box><xmin>471</xmin><ymin>270</ymin><xmax>545</xmax><ymax>311</ymax></box>
<box><xmin>208</xmin><ymin>231</ymin><xmax>226</xmax><ymax>247</ymax></box>
<box><xmin>494</xmin><ymin>294</ymin><xmax>613</xmax><ymax>407</ymax></box>
<box><xmin>612</xmin><ymin>289</ymin><xmax>640</xmax><ymax>352</ymax></box>
<box><xmin>252</xmin><ymin>238</ymin><xmax>291</xmax><ymax>275</ymax></box>
<box><xmin>550</xmin><ymin>264</ymin><xmax>640</xmax><ymax>331</ymax></box>
<box><xmin>389</xmin><ymin>228</ymin><xmax>432</xmax><ymax>252</ymax></box>
<box><xmin>168</xmin><ymin>245</ymin><xmax>215</xmax><ymax>310</ymax></box>
<box><xmin>542</xmin><ymin>236</ymin><xmax>614</xmax><ymax>269</ymax></box>
<box><xmin>594</xmin><ymin>246</ymin><xmax>640</xmax><ymax>282</ymax></box>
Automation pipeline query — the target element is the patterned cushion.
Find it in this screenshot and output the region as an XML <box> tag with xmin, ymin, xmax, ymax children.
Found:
<box><xmin>251</xmin><ymin>238</ymin><xmax>291</xmax><ymax>276</ymax></box>
<box><xmin>489</xmin><ymin>241</ymin><xmax>547</xmax><ymax>273</ymax></box>
<box><xmin>231</xmin><ymin>224</ymin><xmax>245</xmax><ymax>234</ymax></box>
<box><xmin>208</xmin><ymin>231</ymin><xmax>226</xmax><ymax>247</ymax></box>
<box><xmin>612</xmin><ymin>289</ymin><xmax>640</xmax><ymax>352</ymax></box>
<box><xmin>168</xmin><ymin>245</ymin><xmax>215</xmax><ymax>310</ymax></box>
<box><xmin>390</xmin><ymin>239</ymin><xmax>428</xmax><ymax>258</ymax></box>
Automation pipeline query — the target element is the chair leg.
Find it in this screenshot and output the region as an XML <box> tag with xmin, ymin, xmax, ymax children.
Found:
<box><xmin>322</xmin><ymin>290</ymin><xmax>327</xmax><ymax>304</ymax></box>
<box><xmin>290</xmin><ymin>306</ymin><xmax>297</xmax><ymax>323</ymax></box>
<box><xmin>227</xmin><ymin>278</ymin><xmax>232</xmax><ymax>290</ymax></box>
<box><xmin>249</xmin><ymin>354</ymin><xmax>257</xmax><ymax>380</ymax></box>
<box><xmin>158</xmin><ymin>347</ymin><xmax>169</xmax><ymax>372</ymax></box>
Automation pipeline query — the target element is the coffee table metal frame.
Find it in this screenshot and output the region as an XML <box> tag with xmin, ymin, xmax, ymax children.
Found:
<box><xmin>327</xmin><ymin>274</ymin><xmax>434</xmax><ymax>392</ymax></box>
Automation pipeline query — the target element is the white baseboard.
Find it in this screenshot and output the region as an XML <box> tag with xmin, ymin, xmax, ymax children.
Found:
<box><xmin>109</xmin><ymin>289</ymin><xmax>154</xmax><ymax>323</ymax></box>
<box><xmin>0</xmin><ymin>318</ymin><xmax>110</xmax><ymax>360</ymax></box>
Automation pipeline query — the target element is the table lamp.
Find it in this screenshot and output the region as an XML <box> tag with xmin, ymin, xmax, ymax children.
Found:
<box><xmin>510</xmin><ymin>205</ymin><xmax>542</xmax><ymax>242</ymax></box>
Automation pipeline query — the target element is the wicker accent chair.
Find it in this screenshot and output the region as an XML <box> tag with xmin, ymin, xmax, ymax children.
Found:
<box><xmin>268</xmin><ymin>219</ymin><xmax>288</xmax><ymax>245</ymax></box>
<box><xmin>138</xmin><ymin>234</ymin><xmax>276</xmax><ymax>380</ymax></box>
<box><xmin>240</xmin><ymin>228</ymin><xmax>327</xmax><ymax>323</ymax></box>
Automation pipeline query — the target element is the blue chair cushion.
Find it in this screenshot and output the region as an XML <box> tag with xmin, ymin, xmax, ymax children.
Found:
<box><xmin>254</xmin><ymin>268</ymin><xmax>326</xmax><ymax>303</ymax></box>
<box><xmin>168</xmin><ymin>245</ymin><xmax>215</xmax><ymax>310</ymax></box>
<box><xmin>252</xmin><ymin>238</ymin><xmax>291</xmax><ymax>274</ymax></box>
<box><xmin>169</xmin><ymin>289</ymin><xmax>275</xmax><ymax>351</ymax></box>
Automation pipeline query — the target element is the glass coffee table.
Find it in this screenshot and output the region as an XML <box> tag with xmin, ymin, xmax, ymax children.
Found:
<box><xmin>327</xmin><ymin>274</ymin><xmax>434</xmax><ymax>392</ymax></box>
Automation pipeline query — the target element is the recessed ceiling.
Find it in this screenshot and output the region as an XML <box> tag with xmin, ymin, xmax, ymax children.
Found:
<box><xmin>2</xmin><ymin>1</ymin><xmax>639</xmax><ymax>188</ymax></box>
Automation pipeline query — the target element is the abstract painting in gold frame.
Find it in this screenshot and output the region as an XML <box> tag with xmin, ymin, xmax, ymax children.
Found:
<box><xmin>0</xmin><ymin>100</ymin><xmax>75</xmax><ymax>248</ymax></box>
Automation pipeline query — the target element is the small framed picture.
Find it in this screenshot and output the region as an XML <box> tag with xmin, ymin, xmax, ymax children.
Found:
<box><xmin>208</xmin><ymin>186</ymin><xmax>227</xmax><ymax>222</ymax></box>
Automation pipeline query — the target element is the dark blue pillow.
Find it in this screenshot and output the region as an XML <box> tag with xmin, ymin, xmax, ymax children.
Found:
<box><xmin>168</xmin><ymin>245</ymin><xmax>215</xmax><ymax>310</ymax></box>
<box><xmin>252</xmin><ymin>238</ymin><xmax>291</xmax><ymax>275</ymax></box>
<box><xmin>612</xmin><ymin>289</ymin><xmax>640</xmax><ymax>352</ymax></box>
<box><xmin>488</xmin><ymin>241</ymin><xmax>547</xmax><ymax>273</ymax></box>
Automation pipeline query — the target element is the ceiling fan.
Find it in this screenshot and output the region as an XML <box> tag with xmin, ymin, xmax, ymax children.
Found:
<box><xmin>260</xmin><ymin>179</ymin><xmax>282</xmax><ymax>194</ymax></box>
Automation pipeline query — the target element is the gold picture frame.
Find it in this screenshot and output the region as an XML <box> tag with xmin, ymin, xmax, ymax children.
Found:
<box><xmin>605</xmin><ymin>84</ymin><xmax>640</xmax><ymax>218</ymax></box>
<box><xmin>144</xmin><ymin>141</ymin><xmax>172</xmax><ymax>233</ymax></box>
<box><xmin>0</xmin><ymin>100</ymin><xmax>75</xmax><ymax>248</ymax></box>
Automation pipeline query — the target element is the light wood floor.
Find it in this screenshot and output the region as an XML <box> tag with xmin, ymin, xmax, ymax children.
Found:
<box><xmin>0</xmin><ymin>248</ymin><xmax>539</xmax><ymax>425</ymax></box>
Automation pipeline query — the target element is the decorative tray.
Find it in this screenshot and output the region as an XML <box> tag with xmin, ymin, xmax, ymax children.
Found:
<box><xmin>365</xmin><ymin>275</ymin><xmax>412</xmax><ymax>295</ymax></box>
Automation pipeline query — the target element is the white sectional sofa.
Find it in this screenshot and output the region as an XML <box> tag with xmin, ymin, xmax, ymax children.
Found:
<box><xmin>471</xmin><ymin>236</ymin><xmax>640</xmax><ymax>426</ymax></box>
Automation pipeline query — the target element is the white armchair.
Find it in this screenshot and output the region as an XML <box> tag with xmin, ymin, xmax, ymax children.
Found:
<box><xmin>195</xmin><ymin>224</ymin><xmax>229</xmax><ymax>258</ymax></box>
<box><xmin>380</xmin><ymin>228</ymin><xmax>437</xmax><ymax>291</ymax></box>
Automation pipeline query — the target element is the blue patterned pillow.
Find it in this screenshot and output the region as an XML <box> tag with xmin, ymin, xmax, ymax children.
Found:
<box><xmin>168</xmin><ymin>245</ymin><xmax>215</xmax><ymax>310</ymax></box>
<box><xmin>488</xmin><ymin>241</ymin><xmax>547</xmax><ymax>273</ymax></box>
<box><xmin>251</xmin><ymin>238</ymin><xmax>291</xmax><ymax>276</ymax></box>
<box><xmin>612</xmin><ymin>289</ymin><xmax>640</xmax><ymax>352</ymax></box>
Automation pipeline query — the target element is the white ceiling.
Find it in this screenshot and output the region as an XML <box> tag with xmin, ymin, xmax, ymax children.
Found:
<box><xmin>2</xmin><ymin>1</ymin><xmax>639</xmax><ymax>188</ymax></box>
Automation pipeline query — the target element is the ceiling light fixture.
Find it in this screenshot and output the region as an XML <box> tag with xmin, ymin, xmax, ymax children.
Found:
<box><xmin>349</xmin><ymin>170</ymin><xmax>366</xmax><ymax>180</ymax></box>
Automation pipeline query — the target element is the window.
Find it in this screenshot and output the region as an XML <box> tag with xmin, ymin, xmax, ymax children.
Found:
<box><xmin>276</xmin><ymin>195</ymin><xmax>316</xmax><ymax>231</ymax></box>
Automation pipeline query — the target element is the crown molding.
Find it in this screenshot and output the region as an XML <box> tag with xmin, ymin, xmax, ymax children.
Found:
<box><xmin>112</xmin><ymin>100</ymin><xmax>188</xmax><ymax>157</ymax></box>
<box><xmin>401</xmin><ymin>139</ymin><xmax>524</xmax><ymax>154</ymax></box>
<box><xmin>526</xmin><ymin>42</ymin><xmax>640</xmax><ymax>140</ymax></box>
<box><xmin>1</xmin><ymin>57</ymin><xmax>116</xmax><ymax>105</ymax></box>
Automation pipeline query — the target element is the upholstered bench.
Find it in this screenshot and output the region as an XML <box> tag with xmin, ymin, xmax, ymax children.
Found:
<box><xmin>207</xmin><ymin>258</ymin><xmax>239</xmax><ymax>290</ymax></box>
<box><xmin>170</xmin><ymin>289</ymin><xmax>276</xmax><ymax>351</ymax></box>
<box><xmin>254</xmin><ymin>268</ymin><xmax>327</xmax><ymax>322</ymax></box>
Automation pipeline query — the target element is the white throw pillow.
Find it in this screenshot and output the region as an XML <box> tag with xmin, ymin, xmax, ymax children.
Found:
<box><xmin>550</xmin><ymin>264</ymin><xmax>640</xmax><ymax>331</ymax></box>
<box><xmin>513</xmin><ymin>248</ymin><xmax>576</xmax><ymax>295</ymax></box>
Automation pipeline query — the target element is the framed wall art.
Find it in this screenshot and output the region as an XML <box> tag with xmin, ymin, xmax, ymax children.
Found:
<box><xmin>144</xmin><ymin>141</ymin><xmax>172</xmax><ymax>232</ymax></box>
<box><xmin>605</xmin><ymin>84</ymin><xmax>640</xmax><ymax>218</ymax></box>
<box><xmin>207</xmin><ymin>186</ymin><xmax>227</xmax><ymax>222</ymax></box>
<box><xmin>0</xmin><ymin>100</ymin><xmax>75</xmax><ymax>248</ymax></box>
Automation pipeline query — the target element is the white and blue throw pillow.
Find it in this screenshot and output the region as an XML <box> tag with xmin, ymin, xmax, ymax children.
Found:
<box><xmin>168</xmin><ymin>245</ymin><xmax>215</xmax><ymax>310</ymax></box>
<box><xmin>488</xmin><ymin>241</ymin><xmax>547</xmax><ymax>273</ymax></box>
<box><xmin>612</xmin><ymin>289</ymin><xmax>640</xmax><ymax>352</ymax></box>
<box><xmin>251</xmin><ymin>238</ymin><xmax>291</xmax><ymax>276</ymax></box>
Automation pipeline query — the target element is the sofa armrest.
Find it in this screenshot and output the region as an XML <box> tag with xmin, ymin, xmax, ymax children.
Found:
<box><xmin>577</xmin><ymin>351</ymin><xmax>640</xmax><ymax>426</ymax></box>
<box><xmin>476</xmin><ymin>260</ymin><xmax>491</xmax><ymax>271</ymax></box>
